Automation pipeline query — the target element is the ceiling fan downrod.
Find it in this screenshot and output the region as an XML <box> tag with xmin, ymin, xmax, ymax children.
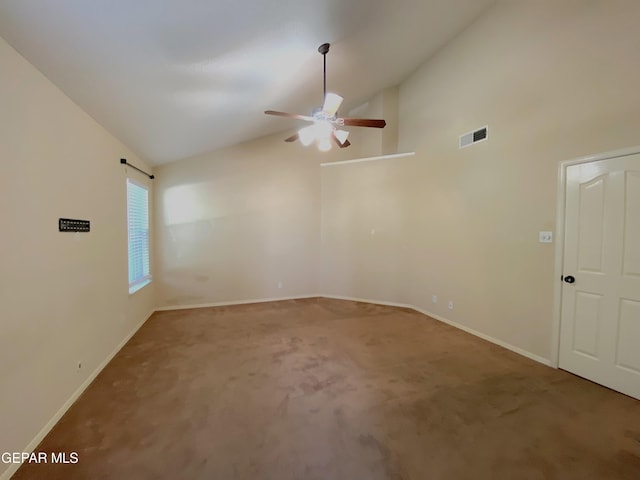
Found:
<box><xmin>318</xmin><ymin>43</ymin><xmax>330</xmax><ymax>101</ymax></box>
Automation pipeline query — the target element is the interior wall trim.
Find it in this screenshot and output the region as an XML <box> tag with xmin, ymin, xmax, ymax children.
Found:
<box><xmin>154</xmin><ymin>295</ymin><xmax>322</xmax><ymax>311</ymax></box>
<box><xmin>319</xmin><ymin>294</ymin><xmax>552</xmax><ymax>366</ymax></box>
<box><xmin>0</xmin><ymin>309</ymin><xmax>155</xmax><ymax>480</ymax></box>
<box><xmin>320</xmin><ymin>151</ymin><xmax>415</xmax><ymax>167</ymax></box>
<box><xmin>157</xmin><ymin>293</ymin><xmax>552</xmax><ymax>367</ymax></box>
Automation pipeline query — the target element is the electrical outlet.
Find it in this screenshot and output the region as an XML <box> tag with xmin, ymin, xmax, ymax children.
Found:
<box><xmin>432</xmin><ymin>295</ymin><xmax>438</xmax><ymax>304</ymax></box>
<box><xmin>539</xmin><ymin>231</ymin><xmax>553</xmax><ymax>243</ymax></box>
<box><xmin>448</xmin><ymin>301</ymin><xmax>454</xmax><ymax>310</ymax></box>
<box><xmin>277</xmin><ymin>281</ymin><xmax>283</xmax><ymax>289</ymax></box>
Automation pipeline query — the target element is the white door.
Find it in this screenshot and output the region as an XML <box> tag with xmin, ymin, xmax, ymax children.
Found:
<box><xmin>559</xmin><ymin>153</ymin><xmax>640</xmax><ymax>400</ymax></box>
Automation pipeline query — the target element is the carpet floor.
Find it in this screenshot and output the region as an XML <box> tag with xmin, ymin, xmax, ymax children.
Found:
<box><xmin>12</xmin><ymin>298</ymin><xmax>640</xmax><ymax>479</ymax></box>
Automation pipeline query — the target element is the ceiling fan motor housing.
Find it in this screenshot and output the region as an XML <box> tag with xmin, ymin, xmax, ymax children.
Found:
<box><xmin>311</xmin><ymin>107</ymin><xmax>338</xmax><ymax>123</ymax></box>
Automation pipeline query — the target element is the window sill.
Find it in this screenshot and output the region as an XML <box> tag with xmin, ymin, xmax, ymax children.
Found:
<box><xmin>129</xmin><ymin>278</ymin><xmax>152</xmax><ymax>295</ymax></box>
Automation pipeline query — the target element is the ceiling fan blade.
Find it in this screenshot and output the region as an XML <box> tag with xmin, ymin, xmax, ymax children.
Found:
<box><xmin>322</xmin><ymin>93</ymin><xmax>343</xmax><ymax>117</ymax></box>
<box><xmin>284</xmin><ymin>133</ymin><xmax>299</xmax><ymax>143</ymax></box>
<box><xmin>264</xmin><ymin>110</ymin><xmax>313</xmax><ymax>122</ymax></box>
<box><xmin>340</xmin><ymin>118</ymin><xmax>386</xmax><ymax>128</ymax></box>
<box><xmin>331</xmin><ymin>132</ymin><xmax>351</xmax><ymax>148</ymax></box>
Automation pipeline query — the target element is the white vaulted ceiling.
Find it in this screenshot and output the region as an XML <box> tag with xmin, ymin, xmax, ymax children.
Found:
<box><xmin>0</xmin><ymin>0</ymin><xmax>495</xmax><ymax>165</ymax></box>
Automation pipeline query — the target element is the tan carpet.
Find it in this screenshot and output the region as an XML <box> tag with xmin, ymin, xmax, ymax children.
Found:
<box><xmin>12</xmin><ymin>298</ymin><xmax>640</xmax><ymax>479</ymax></box>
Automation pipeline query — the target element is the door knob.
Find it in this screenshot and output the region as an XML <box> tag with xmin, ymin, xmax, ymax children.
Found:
<box><xmin>564</xmin><ymin>275</ymin><xmax>575</xmax><ymax>284</ymax></box>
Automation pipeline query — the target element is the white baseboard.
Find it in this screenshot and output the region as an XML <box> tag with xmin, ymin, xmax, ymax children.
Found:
<box><xmin>154</xmin><ymin>294</ymin><xmax>321</xmax><ymax>311</ymax></box>
<box><xmin>410</xmin><ymin>307</ymin><xmax>552</xmax><ymax>367</ymax></box>
<box><xmin>320</xmin><ymin>294</ymin><xmax>412</xmax><ymax>310</ymax></box>
<box><xmin>320</xmin><ymin>294</ymin><xmax>552</xmax><ymax>367</ymax></box>
<box><xmin>158</xmin><ymin>293</ymin><xmax>551</xmax><ymax>367</ymax></box>
<box><xmin>0</xmin><ymin>309</ymin><xmax>154</xmax><ymax>480</ymax></box>
<box><xmin>3</xmin><ymin>293</ymin><xmax>551</xmax><ymax>480</ymax></box>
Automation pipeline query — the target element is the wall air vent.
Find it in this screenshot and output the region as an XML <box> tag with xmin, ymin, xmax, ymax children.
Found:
<box><xmin>459</xmin><ymin>126</ymin><xmax>488</xmax><ymax>149</ymax></box>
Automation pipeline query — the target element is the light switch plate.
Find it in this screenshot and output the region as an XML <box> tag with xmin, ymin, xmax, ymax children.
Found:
<box><xmin>539</xmin><ymin>231</ymin><xmax>553</xmax><ymax>243</ymax></box>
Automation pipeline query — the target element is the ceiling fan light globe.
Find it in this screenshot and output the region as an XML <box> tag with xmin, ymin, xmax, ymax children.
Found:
<box><xmin>298</xmin><ymin>125</ymin><xmax>315</xmax><ymax>146</ymax></box>
<box><xmin>314</xmin><ymin>120</ymin><xmax>333</xmax><ymax>139</ymax></box>
<box><xmin>335</xmin><ymin>129</ymin><xmax>349</xmax><ymax>144</ymax></box>
<box><xmin>322</xmin><ymin>93</ymin><xmax>343</xmax><ymax>117</ymax></box>
<box><xmin>318</xmin><ymin>138</ymin><xmax>332</xmax><ymax>152</ymax></box>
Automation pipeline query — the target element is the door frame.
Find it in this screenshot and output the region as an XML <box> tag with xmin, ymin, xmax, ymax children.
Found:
<box><xmin>550</xmin><ymin>145</ymin><xmax>640</xmax><ymax>368</ymax></box>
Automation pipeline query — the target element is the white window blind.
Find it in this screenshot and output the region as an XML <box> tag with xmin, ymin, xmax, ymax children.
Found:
<box><xmin>127</xmin><ymin>179</ymin><xmax>151</xmax><ymax>293</ymax></box>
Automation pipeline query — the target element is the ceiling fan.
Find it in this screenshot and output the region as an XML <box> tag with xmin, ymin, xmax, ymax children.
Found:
<box><xmin>264</xmin><ymin>43</ymin><xmax>386</xmax><ymax>151</ymax></box>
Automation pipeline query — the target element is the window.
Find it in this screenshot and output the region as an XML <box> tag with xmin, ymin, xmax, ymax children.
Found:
<box><xmin>127</xmin><ymin>178</ymin><xmax>151</xmax><ymax>293</ymax></box>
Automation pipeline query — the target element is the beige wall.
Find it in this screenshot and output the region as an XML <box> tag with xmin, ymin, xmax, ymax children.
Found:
<box><xmin>321</xmin><ymin>156</ymin><xmax>416</xmax><ymax>304</ymax></box>
<box><xmin>154</xmin><ymin>134</ymin><xmax>328</xmax><ymax>308</ymax></box>
<box><xmin>153</xmin><ymin>76</ymin><xmax>404</xmax><ymax>309</ymax></box>
<box><xmin>153</xmin><ymin>84</ymin><xmax>404</xmax><ymax>309</ymax></box>
<box><xmin>0</xmin><ymin>36</ymin><xmax>154</xmax><ymax>478</ymax></box>
<box><xmin>320</xmin><ymin>0</ymin><xmax>640</xmax><ymax>360</ymax></box>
